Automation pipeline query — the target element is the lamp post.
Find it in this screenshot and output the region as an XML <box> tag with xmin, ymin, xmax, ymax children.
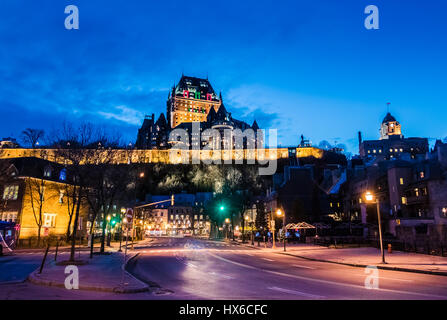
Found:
<box><xmin>276</xmin><ymin>209</ymin><xmax>286</xmax><ymax>252</ymax></box>
<box><xmin>118</xmin><ymin>208</ymin><xmax>125</xmax><ymax>252</ymax></box>
<box><xmin>270</xmin><ymin>211</ymin><xmax>276</xmax><ymax>249</ymax></box>
<box><xmin>365</xmin><ymin>191</ymin><xmax>386</xmax><ymax>264</ymax></box>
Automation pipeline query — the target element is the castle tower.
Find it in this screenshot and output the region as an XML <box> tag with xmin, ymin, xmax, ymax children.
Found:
<box><xmin>166</xmin><ymin>75</ymin><xmax>222</xmax><ymax>128</ymax></box>
<box><xmin>380</xmin><ymin>112</ymin><xmax>402</xmax><ymax>140</ymax></box>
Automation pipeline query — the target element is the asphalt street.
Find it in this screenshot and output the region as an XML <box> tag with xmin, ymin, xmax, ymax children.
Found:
<box><xmin>1</xmin><ymin>237</ymin><xmax>447</xmax><ymax>300</ymax></box>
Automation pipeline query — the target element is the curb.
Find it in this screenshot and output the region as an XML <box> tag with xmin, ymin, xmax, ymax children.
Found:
<box><xmin>26</xmin><ymin>253</ymin><xmax>149</xmax><ymax>294</ymax></box>
<box><xmin>278</xmin><ymin>252</ymin><xmax>447</xmax><ymax>277</ymax></box>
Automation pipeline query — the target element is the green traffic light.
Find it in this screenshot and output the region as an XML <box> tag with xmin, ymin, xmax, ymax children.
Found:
<box><xmin>220</xmin><ymin>206</ymin><xmax>225</xmax><ymax>211</ymax></box>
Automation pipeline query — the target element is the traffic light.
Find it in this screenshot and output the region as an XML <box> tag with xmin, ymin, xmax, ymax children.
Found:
<box><xmin>111</xmin><ymin>219</ymin><xmax>117</xmax><ymax>226</ymax></box>
<box><xmin>220</xmin><ymin>205</ymin><xmax>225</xmax><ymax>211</ymax></box>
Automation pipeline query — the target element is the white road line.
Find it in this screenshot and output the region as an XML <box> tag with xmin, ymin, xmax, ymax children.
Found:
<box><xmin>262</xmin><ymin>258</ymin><xmax>274</xmax><ymax>262</ymax></box>
<box><xmin>208</xmin><ymin>252</ymin><xmax>447</xmax><ymax>299</ymax></box>
<box><xmin>293</xmin><ymin>264</ymin><xmax>315</xmax><ymax>270</ymax></box>
<box><xmin>268</xmin><ymin>286</ymin><xmax>325</xmax><ymax>299</ymax></box>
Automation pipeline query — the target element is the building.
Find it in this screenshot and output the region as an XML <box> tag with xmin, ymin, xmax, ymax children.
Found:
<box><xmin>0</xmin><ymin>158</ymin><xmax>89</xmax><ymax>240</ymax></box>
<box><xmin>359</xmin><ymin>112</ymin><xmax>429</xmax><ymax>160</ymax></box>
<box><xmin>136</xmin><ymin>75</ymin><xmax>261</xmax><ymax>150</ymax></box>
<box><xmin>135</xmin><ymin>113</ymin><xmax>169</xmax><ymax>149</ymax></box>
<box><xmin>167</xmin><ymin>75</ymin><xmax>221</xmax><ymax>128</ymax></box>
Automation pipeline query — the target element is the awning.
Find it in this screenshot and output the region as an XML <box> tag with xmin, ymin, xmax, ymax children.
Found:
<box><xmin>285</xmin><ymin>222</ymin><xmax>316</xmax><ymax>229</ymax></box>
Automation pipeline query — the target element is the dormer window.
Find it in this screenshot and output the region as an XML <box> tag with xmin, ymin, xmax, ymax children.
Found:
<box><xmin>44</xmin><ymin>166</ymin><xmax>52</xmax><ymax>178</ymax></box>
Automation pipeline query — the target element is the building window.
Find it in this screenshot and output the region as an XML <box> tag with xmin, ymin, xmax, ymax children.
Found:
<box><xmin>402</xmin><ymin>197</ymin><xmax>407</xmax><ymax>204</ymax></box>
<box><xmin>399</xmin><ymin>178</ymin><xmax>404</xmax><ymax>185</ymax></box>
<box><xmin>44</xmin><ymin>166</ymin><xmax>52</xmax><ymax>178</ymax></box>
<box><xmin>420</xmin><ymin>171</ymin><xmax>425</xmax><ymax>179</ymax></box>
<box><xmin>2</xmin><ymin>185</ymin><xmax>19</xmax><ymax>201</ymax></box>
<box><xmin>414</xmin><ymin>188</ymin><xmax>419</xmax><ymax>197</ymax></box>
<box><xmin>43</xmin><ymin>213</ymin><xmax>57</xmax><ymax>228</ymax></box>
<box><xmin>441</xmin><ymin>207</ymin><xmax>447</xmax><ymax>218</ymax></box>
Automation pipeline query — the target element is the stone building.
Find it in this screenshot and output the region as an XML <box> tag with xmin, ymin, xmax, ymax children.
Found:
<box><xmin>136</xmin><ymin>75</ymin><xmax>261</xmax><ymax>150</ymax></box>
<box><xmin>359</xmin><ymin>112</ymin><xmax>428</xmax><ymax>160</ymax></box>
<box><xmin>0</xmin><ymin>157</ymin><xmax>89</xmax><ymax>240</ymax></box>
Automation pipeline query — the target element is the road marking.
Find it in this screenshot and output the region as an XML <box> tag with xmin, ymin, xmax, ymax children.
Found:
<box><xmin>262</xmin><ymin>258</ymin><xmax>274</xmax><ymax>262</ymax></box>
<box><xmin>293</xmin><ymin>264</ymin><xmax>315</xmax><ymax>270</ymax></box>
<box><xmin>268</xmin><ymin>286</ymin><xmax>324</xmax><ymax>299</ymax></box>
<box><xmin>207</xmin><ymin>252</ymin><xmax>447</xmax><ymax>299</ymax></box>
<box><xmin>246</xmin><ymin>253</ymin><xmax>254</xmax><ymax>256</ymax></box>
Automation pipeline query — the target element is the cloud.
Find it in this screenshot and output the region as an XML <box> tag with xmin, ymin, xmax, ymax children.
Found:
<box><xmin>97</xmin><ymin>105</ymin><xmax>144</xmax><ymax>125</ymax></box>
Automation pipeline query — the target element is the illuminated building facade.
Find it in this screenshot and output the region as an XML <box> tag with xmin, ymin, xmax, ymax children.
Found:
<box><xmin>136</xmin><ymin>75</ymin><xmax>261</xmax><ymax>150</ymax></box>
<box><xmin>359</xmin><ymin>112</ymin><xmax>428</xmax><ymax>160</ymax></box>
<box><xmin>167</xmin><ymin>75</ymin><xmax>221</xmax><ymax>128</ymax></box>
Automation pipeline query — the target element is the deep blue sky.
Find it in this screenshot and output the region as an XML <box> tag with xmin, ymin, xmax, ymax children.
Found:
<box><xmin>1</xmin><ymin>0</ymin><xmax>446</xmax><ymax>152</ymax></box>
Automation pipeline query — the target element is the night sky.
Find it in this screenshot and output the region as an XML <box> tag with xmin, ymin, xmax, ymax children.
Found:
<box><xmin>1</xmin><ymin>0</ymin><xmax>446</xmax><ymax>152</ymax></box>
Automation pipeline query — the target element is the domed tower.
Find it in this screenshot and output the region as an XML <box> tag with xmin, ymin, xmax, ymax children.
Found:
<box><xmin>380</xmin><ymin>112</ymin><xmax>402</xmax><ymax>140</ymax></box>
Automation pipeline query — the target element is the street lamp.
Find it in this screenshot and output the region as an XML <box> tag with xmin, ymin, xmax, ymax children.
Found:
<box><xmin>365</xmin><ymin>191</ymin><xmax>386</xmax><ymax>264</ymax></box>
<box><xmin>276</xmin><ymin>209</ymin><xmax>286</xmax><ymax>252</ymax></box>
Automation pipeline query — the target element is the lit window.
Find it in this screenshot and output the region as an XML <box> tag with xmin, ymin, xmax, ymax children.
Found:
<box><xmin>402</xmin><ymin>197</ymin><xmax>407</xmax><ymax>204</ymax></box>
<box><xmin>441</xmin><ymin>208</ymin><xmax>447</xmax><ymax>218</ymax></box>
<box><xmin>420</xmin><ymin>172</ymin><xmax>425</xmax><ymax>179</ymax></box>
<box><xmin>43</xmin><ymin>213</ymin><xmax>57</xmax><ymax>228</ymax></box>
<box><xmin>2</xmin><ymin>185</ymin><xmax>19</xmax><ymax>201</ymax></box>
<box><xmin>399</xmin><ymin>178</ymin><xmax>404</xmax><ymax>185</ymax></box>
<box><xmin>415</xmin><ymin>188</ymin><xmax>419</xmax><ymax>197</ymax></box>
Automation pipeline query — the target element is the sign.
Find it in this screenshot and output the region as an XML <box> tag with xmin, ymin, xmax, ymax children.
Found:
<box><xmin>126</xmin><ymin>208</ymin><xmax>134</xmax><ymax>225</ymax></box>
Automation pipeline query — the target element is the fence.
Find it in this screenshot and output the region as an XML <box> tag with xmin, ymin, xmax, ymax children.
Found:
<box><xmin>313</xmin><ymin>236</ymin><xmax>447</xmax><ymax>257</ymax></box>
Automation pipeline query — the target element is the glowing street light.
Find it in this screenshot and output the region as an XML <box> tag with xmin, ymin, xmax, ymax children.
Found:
<box><xmin>364</xmin><ymin>190</ymin><xmax>386</xmax><ymax>264</ymax></box>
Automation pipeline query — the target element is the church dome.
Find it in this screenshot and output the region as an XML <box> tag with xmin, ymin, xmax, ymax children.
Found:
<box><xmin>382</xmin><ymin>112</ymin><xmax>397</xmax><ymax>124</ymax></box>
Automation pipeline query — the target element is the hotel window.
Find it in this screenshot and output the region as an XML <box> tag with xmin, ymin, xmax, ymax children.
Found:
<box><xmin>3</xmin><ymin>185</ymin><xmax>19</xmax><ymax>201</ymax></box>
<box><xmin>44</xmin><ymin>166</ymin><xmax>52</xmax><ymax>177</ymax></box>
<box><xmin>43</xmin><ymin>213</ymin><xmax>57</xmax><ymax>228</ymax></box>
<box><xmin>402</xmin><ymin>197</ymin><xmax>407</xmax><ymax>204</ymax></box>
<box><xmin>399</xmin><ymin>178</ymin><xmax>404</xmax><ymax>185</ymax></box>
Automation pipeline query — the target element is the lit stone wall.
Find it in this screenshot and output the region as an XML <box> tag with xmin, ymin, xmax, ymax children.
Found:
<box><xmin>0</xmin><ymin>147</ymin><xmax>323</xmax><ymax>164</ymax></box>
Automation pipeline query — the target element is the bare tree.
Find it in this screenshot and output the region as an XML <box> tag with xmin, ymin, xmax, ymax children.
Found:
<box><xmin>51</xmin><ymin>121</ymin><xmax>124</xmax><ymax>261</ymax></box>
<box><xmin>21</xmin><ymin>128</ymin><xmax>45</xmax><ymax>148</ymax></box>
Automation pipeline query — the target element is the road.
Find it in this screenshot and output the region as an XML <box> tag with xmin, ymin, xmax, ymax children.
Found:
<box><xmin>1</xmin><ymin>237</ymin><xmax>447</xmax><ymax>299</ymax></box>
<box><xmin>127</xmin><ymin>237</ymin><xmax>447</xmax><ymax>300</ymax></box>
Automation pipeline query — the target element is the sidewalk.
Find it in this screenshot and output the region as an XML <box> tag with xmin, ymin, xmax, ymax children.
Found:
<box><xmin>238</xmin><ymin>241</ymin><xmax>447</xmax><ymax>276</ymax></box>
<box><xmin>27</xmin><ymin>251</ymin><xmax>149</xmax><ymax>293</ymax></box>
